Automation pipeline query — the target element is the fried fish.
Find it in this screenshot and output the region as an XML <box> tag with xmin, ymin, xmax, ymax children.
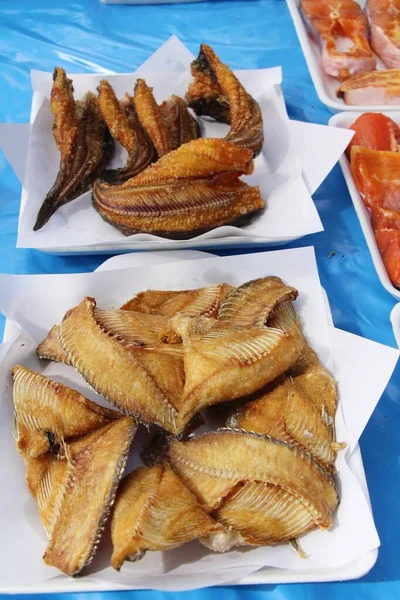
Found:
<box><xmin>111</xmin><ymin>463</ymin><xmax>219</xmax><ymax>570</ymax></box>
<box><xmin>159</xmin><ymin>94</ymin><xmax>201</xmax><ymax>150</ymax></box>
<box><xmin>34</xmin><ymin>67</ymin><xmax>113</xmax><ymax>231</ymax></box>
<box><xmin>25</xmin><ymin>417</ymin><xmax>136</xmax><ymax>576</ymax></box>
<box><xmin>92</xmin><ymin>138</ymin><xmax>264</xmax><ymax>238</ymax></box>
<box><xmin>37</xmin><ymin>325</ymin><xmax>70</xmax><ymax>365</ymax></box>
<box><xmin>186</xmin><ymin>44</ymin><xmax>264</xmax><ymax>157</ymax></box>
<box><xmin>97</xmin><ymin>80</ymin><xmax>156</xmax><ymax>183</ymax></box>
<box><xmin>133</xmin><ymin>78</ymin><xmax>172</xmax><ymax>157</ymax></box>
<box><xmin>11</xmin><ymin>365</ymin><xmax>119</xmax><ymax>458</ymax></box>
<box><xmin>167</xmin><ymin>430</ymin><xmax>339</xmax><ymax>547</ymax></box>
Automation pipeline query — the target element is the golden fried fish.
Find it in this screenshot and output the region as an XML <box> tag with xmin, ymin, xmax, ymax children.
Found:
<box><xmin>25</xmin><ymin>417</ymin><xmax>136</xmax><ymax>576</ymax></box>
<box><xmin>121</xmin><ymin>284</ymin><xmax>234</xmax><ymax>317</ymax></box>
<box><xmin>37</xmin><ymin>325</ymin><xmax>70</xmax><ymax>365</ymax></box>
<box><xmin>186</xmin><ymin>44</ymin><xmax>264</xmax><ymax>157</ymax></box>
<box><xmin>173</xmin><ymin>318</ymin><xmax>304</xmax><ymax>426</ymax></box>
<box><xmin>58</xmin><ymin>298</ymin><xmax>186</xmax><ymax>434</ymax></box>
<box><xmin>34</xmin><ymin>67</ymin><xmax>113</xmax><ymax>231</ymax></box>
<box><xmin>218</xmin><ymin>277</ymin><xmax>298</xmax><ymax>327</ymax></box>
<box><xmin>11</xmin><ymin>365</ymin><xmax>119</xmax><ymax>458</ymax></box>
<box><xmin>111</xmin><ymin>463</ymin><xmax>219</xmax><ymax>570</ymax></box>
<box><xmin>97</xmin><ymin>80</ymin><xmax>156</xmax><ymax>183</ymax></box>
<box><xmin>92</xmin><ymin>138</ymin><xmax>264</xmax><ymax>238</ymax></box>
<box><xmin>159</xmin><ymin>94</ymin><xmax>201</xmax><ymax>150</ymax></box>
<box><xmin>167</xmin><ymin>430</ymin><xmax>338</xmax><ymax>547</ymax></box>
<box><xmin>133</xmin><ymin>78</ymin><xmax>172</xmax><ymax>157</ymax></box>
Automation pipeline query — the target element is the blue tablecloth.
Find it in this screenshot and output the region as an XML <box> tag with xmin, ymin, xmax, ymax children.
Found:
<box><xmin>1</xmin><ymin>0</ymin><xmax>399</xmax><ymax>597</ymax></box>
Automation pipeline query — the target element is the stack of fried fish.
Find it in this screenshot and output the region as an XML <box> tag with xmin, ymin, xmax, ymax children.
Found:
<box><xmin>34</xmin><ymin>44</ymin><xmax>265</xmax><ymax>238</ymax></box>
<box><xmin>12</xmin><ymin>276</ymin><xmax>341</xmax><ymax>577</ymax></box>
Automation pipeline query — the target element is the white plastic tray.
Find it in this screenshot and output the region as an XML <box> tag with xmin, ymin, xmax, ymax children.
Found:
<box><xmin>329</xmin><ymin>111</ymin><xmax>400</xmax><ymax>299</ymax></box>
<box><xmin>0</xmin><ymin>250</ymin><xmax>378</xmax><ymax>592</ymax></box>
<box><xmin>286</xmin><ymin>0</ymin><xmax>399</xmax><ymax>112</ymax></box>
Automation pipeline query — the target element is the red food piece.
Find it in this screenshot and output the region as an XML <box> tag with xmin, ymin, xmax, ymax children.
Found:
<box><xmin>371</xmin><ymin>206</ymin><xmax>400</xmax><ymax>286</ymax></box>
<box><xmin>350</xmin><ymin>146</ymin><xmax>400</xmax><ymax>210</ymax></box>
<box><xmin>346</xmin><ymin>113</ymin><xmax>400</xmax><ymax>157</ymax></box>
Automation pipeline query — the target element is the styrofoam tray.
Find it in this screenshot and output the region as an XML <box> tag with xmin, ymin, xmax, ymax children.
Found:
<box><xmin>286</xmin><ymin>0</ymin><xmax>399</xmax><ymax>113</ymax></box>
<box><xmin>329</xmin><ymin>111</ymin><xmax>400</xmax><ymax>300</ymax></box>
<box><xmin>0</xmin><ymin>250</ymin><xmax>377</xmax><ymax>592</ymax></box>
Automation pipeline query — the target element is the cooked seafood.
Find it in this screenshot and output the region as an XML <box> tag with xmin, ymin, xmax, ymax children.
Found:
<box><xmin>159</xmin><ymin>94</ymin><xmax>201</xmax><ymax>150</ymax></box>
<box><xmin>27</xmin><ymin>417</ymin><xmax>136</xmax><ymax>576</ymax></box>
<box><xmin>351</xmin><ymin>145</ymin><xmax>400</xmax><ymax>210</ymax></box>
<box><xmin>338</xmin><ymin>69</ymin><xmax>400</xmax><ymax>105</ymax></box>
<box><xmin>111</xmin><ymin>464</ymin><xmax>219</xmax><ymax>570</ymax></box>
<box><xmin>92</xmin><ymin>138</ymin><xmax>264</xmax><ymax>238</ymax></box>
<box><xmin>346</xmin><ymin>113</ymin><xmax>400</xmax><ymax>157</ymax></box>
<box><xmin>58</xmin><ymin>297</ymin><xmax>186</xmax><ymax>434</ymax></box>
<box><xmin>368</xmin><ymin>0</ymin><xmax>400</xmax><ymax>69</ymax></box>
<box><xmin>36</xmin><ymin>325</ymin><xmax>70</xmax><ymax>365</ymax></box>
<box><xmin>186</xmin><ymin>44</ymin><xmax>264</xmax><ymax>157</ymax></box>
<box><xmin>34</xmin><ymin>67</ymin><xmax>113</xmax><ymax>231</ymax></box>
<box><xmin>372</xmin><ymin>205</ymin><xmax>400</xmax><ymax>286</ymax></box>
<box><xmin>133</xmin><ymin>78</ymin><xmax>172</xmax><ymax>157</ymax></box>
<box><xmin>301</xmin><ymin>0</ymin><xmax>376</xmax><ymax>81</ymax></box>
<box><xmin>97</xmin><ymin>80</ymin><xmax>156</xmax><ymax>183</ymax></box>
<box><xmin>175</xmin><ymin>318</ymin><xmax>305</xmax><ymax>425</ymax></box>
<box><xmin>121</xmin><ymin>284</ymin><xmax>234</xmax><ymax>317</ymax></box>
<box><xmin>167</xmin><ymin>430</ymin><xmax>339</xmax><ymax>547</ymax></box>
<box><xmin>11</xmin><ymin>365</ymin><xmax>119</xmax><ymax>458</ymax></box>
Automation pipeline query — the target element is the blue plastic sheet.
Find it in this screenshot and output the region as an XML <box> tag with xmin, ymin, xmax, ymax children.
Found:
<box><xmin>0</xmin><ymin>0</ymin><xmax>399</xmax><ymax>597</ymax></box>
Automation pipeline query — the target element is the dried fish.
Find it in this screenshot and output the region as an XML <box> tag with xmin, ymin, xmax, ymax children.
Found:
<box><xmin>167</xmin><ymin>430</ymin><xmax>338</xmax><ymax>546</ymax></box>
<box><xmin>97</xmin><ymin>80</ymin><xmax>156</xmax><ymax>183</ymax></box>
<box><xmin>11</xmin><ymin>365</ymin><xmax>118</xmax><ymax>458</ymax></box>
<box><xmin>92</xmin><ymin>138</ymin><xmax>264</xmax><ymax>238</ymax></box>
<box><xmin>34</xmin><ymin>67</ymin><xmax>113</xmax><ymax>230</ymax></box>
<box><xmin>186</xmin><ymin>44</ymin><xmax>264</xmax><ymax>157</ymax></box>
<box><xmin>111</xmin><ymin>464</ymin><xmax>219</xmax><ymax>570</ymax></box>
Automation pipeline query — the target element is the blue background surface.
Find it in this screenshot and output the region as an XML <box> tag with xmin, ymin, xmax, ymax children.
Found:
<box><xmin>0</xmin><ymin>0</ymin><xmax>399</xmax><ymax>597</ymax></box>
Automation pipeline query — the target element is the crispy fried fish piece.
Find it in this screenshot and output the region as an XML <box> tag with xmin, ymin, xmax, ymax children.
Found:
<box><xmin>111</xmin><ymin>463</ymin><xmax>219</xmax><ymax>570</ymax></box>
<box><xmin>186</xmin><ymin>44</ymin><xmax>264</xmax><ymax>157</ymax></box>
<box><xmin>97</xmin><ymin>80</ymin><xmax>156</xmax><ymax>183</ymax></box>
<box><xmin>172</xmin><ymin>317</ymin><xmax>304</xmax><ymax>426</ymax></box>
<box><xmin>25</xmin><ymin>417</ymin><xmax>136</xmax><ymax>576</ymax></box>
<box><xmin>167</xmin><ymin>430</ymin><xmax>338</xmax><ymax>547</ymax></box>
<box><xmin>37</xmin><ymin>325</ymin><xmax>70</xmax><ymax>365</ymax></box>
<box><xmin>92</xmin><ymin>138</ymin><xmax>264</xmax><ymax>238</ymax></box>
<box><xmin>58</xmin><ymin>298</ymin><xmax>186</xmax><ymax>434</ymax></box>
<box><xmin>133</xmin><ymin>78</ymin><xmax>172</xmax><ymax>157</ymax></box>
<box><xmin>218</xmin><ymin>277</ymin><xmax>298</xmax><ymax>327</ymax></box>
<box><xmin>34</xmin><ymin>68</ymin><xmax>113</xmax><ymax>231</ymax></box>
<box><xmin>121</xmin><ymin>284</ymin><xmax>234</xmax><ymax>317</ymax></box>
<box><xmin>11</xmin><ymin>365</ymin><xmax>119</xmax><ymax>458</ymax></box>
<box><xmin>159</xmin><ymin>94</ymin><xmax>201</xmax><ymax>150</ymax></box>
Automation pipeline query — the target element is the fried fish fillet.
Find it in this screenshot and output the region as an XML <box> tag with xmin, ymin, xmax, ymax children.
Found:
<box><xmin>111</xmin><ymin>464</ymin><xmax>219</xmax><ymax>570</ymax></box>
<box><xmin>92</xmin><ymin>138</ymin><xmax>264</xmax><ymax>238</ymax></box>
<box><xmin>25</xmin><ymin>417</ymin><xmax>136</xmax><ymax>576</ymax></box>
<box><xmin>11</xmin><ymin>365</ymin><xmax>120</xmax><ymax>458</ymax></box>
<box><xmin>186</xmin><ymin>44</ymin><xmax>264</xmax><ymax>157</ymax></box>
<box><xmin>58</xmin><ymin>297</ymin><xmax>186</xmax><ymax>434</ymax></box>
<box><xmin>167</xmin><ymin>430</ymin><xmax>338</xmax><ymax>547</ymax></box>
<box><xmin>121</xmin><ymin>284</ymin><xmax>234</xmax><ymax>317</ymax></box>
<box><xmin>37</xmin><ymin>324</ymin><xmax>71</xmax><ymax>365</ymax></box>
<box><xmin>34</xmin><ymin>68</ymin><xmax>113</xmax><ymax>231</ymax></box>
<box><xmin>133</xmin><ymin>79</ymin><xmax>172</xmax><ymax>157</ymax></box>
<box><xmin>97</xmin><ymin>80</ymin><xmax>156</xmax><ymax>183</ymax></box>
<box><xmin>159</xmin><ymin>94</ymin><xmax>201</xmax><ymax>150</ymax></box>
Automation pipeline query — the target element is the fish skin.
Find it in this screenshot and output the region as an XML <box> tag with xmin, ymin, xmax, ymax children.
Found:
<box><xmin>368</xmin><ymin>0</ymin><xmax>400</xmax><ymax>69</ymax></box>
<box><xmin>121</xmin><ymin>284</ymin><xmax>234</xmax><ymax>318</ymax></box>
<box><xmin>111</xmin><ymin>464</ymin><xmax>219</xmax><ymax>570</ymax></box>
<box><xmin>301</xmin><ymin>0</ymin><xmax>376</xmax><ymax>81</ymax></box>
<box><xmin>58</xmin><ymin>297</ymin><xmax>186</xmax><ymax>434</ymax></box>
<box><xmin>92</xmin><ymin>138</ymin><xmax>264</xmax><ymax>239</ymax></box>
<box><xmin>11</xmin><ymin>365</ymin><xmax>119</xmax><ymax>458</ymax></box>
<box><xmin>186</xmin><ymin>44</ymin><xmax>264</xmax><ymax>157</ymax></box>
<box><xmin>159</xmin><ymin>95</ymin><xmax>201</xmax><ymax>151</ymax></box>
<box><xmin>167</xmin><ymin>430</ymin><xmax>339</xmax><ymax>532</ymax></box>
<box><xmin>338</xmin><ymin>69</ymin><xmax>400</xmax><ymax>105</ymax></box>
<box><xmin>42</xmin><ymin>417</ymin><xmax>136</xmax><ymax>576</ymax></box>
<box><xmin>34</xmin><ymin>68</ymin><xmax>113</xmax><ymax>230</ymax></box>
<box><xmin>218</xmin><ymin>277</ymin><xmax>298</xmax><ymax>328</ymax></box>
<box><xmin>97</xmin><ymin>80</ymin><xmax>156</xmax><ymax>183</ymax></box>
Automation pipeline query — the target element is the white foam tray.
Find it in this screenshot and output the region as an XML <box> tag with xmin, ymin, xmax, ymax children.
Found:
<box><xmin>286</xmin><ymin>0</ymin><xmax>400</xmax><ymax>112</ymax></box>
<box><xmin>329</xmin><ymin>111</ymin><xmax>400</xmax><ymax>299</ymax></box>
<box><xmin>0</xmin><ymin>250</ymin><xmax>378</xmax><ymax>592</ymax></box>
